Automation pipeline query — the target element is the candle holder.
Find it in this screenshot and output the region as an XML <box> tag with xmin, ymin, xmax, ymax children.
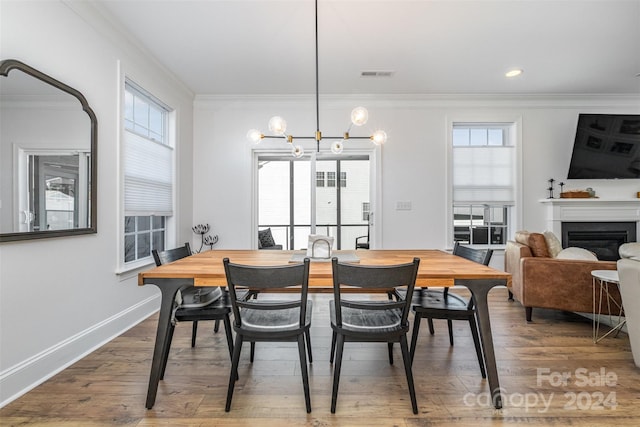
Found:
<box><xmin>547</xmin><ymin>178</ymin><xmax>556</xmax><ymax>199</ymax></box>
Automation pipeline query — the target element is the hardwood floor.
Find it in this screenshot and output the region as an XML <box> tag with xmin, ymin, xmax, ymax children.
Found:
<box><xmin>2</xmin><ymin>288</ymin><xmax>639</xmax><ymax>426</ymax></box>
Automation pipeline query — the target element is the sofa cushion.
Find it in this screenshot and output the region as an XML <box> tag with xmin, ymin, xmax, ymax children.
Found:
<box><xmin>543</xmin><ymin>231</ymin><xmax>563</xmax><ymax>258</ymax></box>
<box><xmin>556</xmin><ymin>247</ymin><xmax>598</xmax><ymax>261</ymax></box>
<box><xmin>514</xmin><ymin>230</ymin><xmax>531</xmax><ymax>246</ymax></box>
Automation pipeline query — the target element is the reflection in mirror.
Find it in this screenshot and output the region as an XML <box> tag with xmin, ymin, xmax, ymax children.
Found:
<box><xmin>0</xmin><ymin>59</ymin><xmax>97</xmax><ymax>242</ymax></box>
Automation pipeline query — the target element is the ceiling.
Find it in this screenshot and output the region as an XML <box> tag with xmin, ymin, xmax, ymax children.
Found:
<box><xmin>92</xmin><ymin>0</ymin><xmax>640</xmax><ymax>96</ymax></box>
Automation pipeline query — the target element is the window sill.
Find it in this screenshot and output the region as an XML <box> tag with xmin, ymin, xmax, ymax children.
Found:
<box><xmin>448</xmin><ymin>244</ymin><xmax>506</xmax><ymax>252</ymax></box>
<box><xmin>115</xmin><ymin>258</ymin><xmax>155</xmax><ymax>281</ymax></box>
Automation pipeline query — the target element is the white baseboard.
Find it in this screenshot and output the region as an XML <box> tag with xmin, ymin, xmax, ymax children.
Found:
<box><xmin>0</xmin><ymin>294</ymin><xmax>160</xmax><ymax>408</ymax></box>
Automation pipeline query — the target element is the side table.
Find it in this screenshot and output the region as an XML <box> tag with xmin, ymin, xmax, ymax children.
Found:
<box><xmin>591</xmin><ymin>269</ymin><xmax>626</xmax><ymax>343</ymax></box>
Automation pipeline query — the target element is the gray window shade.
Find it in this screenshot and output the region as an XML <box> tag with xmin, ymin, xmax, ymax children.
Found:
<box><xmin>124</xmin><ymin>131</ymin><xmax>173</xmax><ymax>216</ymax></box>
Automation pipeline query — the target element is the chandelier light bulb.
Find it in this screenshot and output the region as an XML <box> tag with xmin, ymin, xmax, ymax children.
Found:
<box><xmin>350</xmin><ymin>107</ymin><xmax>369</xmax><ymax>126</ymax></box>
<box><xmin>371</xmin><ymin>130</ymin><xmax>388</xmax><ymax>146</ymax></box>
<box><xmin>268</xmin><ymin>116</ymin><xmax>287</xmax><ymax>135</ymax></box>
<box><xmin>331</xmin><ymin>140</ymin><xmax>344</xmax><ymax>154</ymax></box>
<box><xmin>247</xmin><ymin>129</ymin><xmax>263</xmax><ymax>143</ymax></box>
<box><xmin>292</xmin><ymin>144</ymin><xmax>305</xmax><ymax>158</ymax></box>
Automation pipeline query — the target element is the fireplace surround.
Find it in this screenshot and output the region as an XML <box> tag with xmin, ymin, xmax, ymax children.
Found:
<box><xmin>541</xmin><ymin>198</ymin><xmax>640</xmax><ymax>260</ymax></box>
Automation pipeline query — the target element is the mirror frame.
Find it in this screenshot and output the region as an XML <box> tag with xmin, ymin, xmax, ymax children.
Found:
<box><xmin>0</xmin><ymin>59</ymin><xmax>97</xmax><ymax>242</ymax></box>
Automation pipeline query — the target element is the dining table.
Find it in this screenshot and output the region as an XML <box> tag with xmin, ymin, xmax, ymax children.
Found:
<box><xmin>139</xmin><ymin>249</ymin><xmax>511</xmax><ymax>410</ymax></box>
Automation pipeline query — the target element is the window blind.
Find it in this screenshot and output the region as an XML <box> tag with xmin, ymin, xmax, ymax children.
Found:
<box><xmin>452</xmin><ymin>145</ymin><xmax>515</xmax><ymax>204</ymax></box>
<box><xmin>124</xmin><ymin>131</ymin><xmax>173</xmax><ymax>216</ymax></box>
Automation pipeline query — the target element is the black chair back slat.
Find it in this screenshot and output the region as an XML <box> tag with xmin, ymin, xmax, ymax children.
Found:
<box><xmin>452</xmin><ymin>241</ymin><xmax>493</xmax><ymax>266</ymax></box>
<box><xmin>153</xmin><ymin>243</ymin><xmax>191</xmax><ymax>266</ymax></box>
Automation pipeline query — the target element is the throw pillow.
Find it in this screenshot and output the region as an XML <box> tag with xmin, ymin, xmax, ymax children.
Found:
<box><xmin>514</xmin><ymin>230</ymin><xmax>530</xmax><ymax>246</ymax></box>
<box><xmin>556</xmin><ymin>247</ymin><xmax>598</xmax><ymax>261</ymax></box>
<box><xmin>619</xmin><ymin>242</ymin><xmax>640</xmax><ymax>260</ymax></box>
<box><xmin>543</xmin><ymin>231</ymin><xmax>563</xmax><ymax>258</ymax></box>
<box><xmin>528</xmin><ymin>232</ymin><xmax>551</xmax><ymax>258</ymax></box>
<box><xmin>258</xmin><ymin>228</ymin><xmax>276</xmax><ymax>248</ymax></box>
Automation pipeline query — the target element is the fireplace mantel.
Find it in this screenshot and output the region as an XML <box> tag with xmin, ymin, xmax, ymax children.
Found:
<box><xmin>540</xmin><ymin>198</ymin><xmax>640</xmax><ymax>237</ymax></box>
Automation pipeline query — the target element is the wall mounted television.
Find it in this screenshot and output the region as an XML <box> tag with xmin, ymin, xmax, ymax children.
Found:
<box><xmin>567</xmin><ymin>114</ymin><xmax>640</xmax><ymax>179</ymax></box>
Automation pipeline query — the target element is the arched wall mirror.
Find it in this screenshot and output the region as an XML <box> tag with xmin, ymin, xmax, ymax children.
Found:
<box><xmin>0</xmin><ymin>59</ymin><xmax>97</xmax><ymax>242</ymax></box>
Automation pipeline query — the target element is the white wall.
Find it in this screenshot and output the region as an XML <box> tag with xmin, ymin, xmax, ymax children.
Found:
<box><xmin>0</xmin><ymin>1</ymin><xmax>194</xmax><ymax>405</ymax></box>
<box><xmin>193</xmin><ymin>96</ymin><xmax>640</xmax><ymax>266</ymax></box>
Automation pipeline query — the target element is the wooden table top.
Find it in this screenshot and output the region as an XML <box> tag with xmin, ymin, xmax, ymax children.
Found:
<box><xmin>139</xmin><ymin>249</ymin><xmax>511</xmax><ymax>289</ymax></box>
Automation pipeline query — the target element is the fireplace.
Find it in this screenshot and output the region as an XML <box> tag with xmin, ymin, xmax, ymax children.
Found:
<box><xmin>562</xmin><ymin>222</ymin><xmax>637</xmax><ymax>261</ymax></box>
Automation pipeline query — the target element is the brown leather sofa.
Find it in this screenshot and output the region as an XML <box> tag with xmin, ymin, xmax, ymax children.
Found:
<box><xmin>505</xmin><ymin>230</ymin><xmax>619</xmax><ymax>321</ymax></box>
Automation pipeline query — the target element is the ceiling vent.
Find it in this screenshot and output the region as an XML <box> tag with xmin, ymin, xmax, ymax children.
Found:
<box><xmin>360</xmin><ymin>71</ymin><xmax>395</xmax><ymax>78</ymax></box>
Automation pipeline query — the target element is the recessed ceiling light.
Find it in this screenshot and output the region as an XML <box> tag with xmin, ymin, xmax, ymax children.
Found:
<box><xmin>505</xmin><ymin>69</ymin><xmax>523</xmax><ymax>78</ymax></box>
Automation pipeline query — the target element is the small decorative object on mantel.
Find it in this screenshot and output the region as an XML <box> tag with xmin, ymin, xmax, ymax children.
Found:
<box><xmin>547</xmin><ymin>178</ymin><xmax>555</xmax><ymax>199</ymax></box>
<box><xmin>192</xmin><ymin>223</ymin><xmax>219</xmax><ymax>253</ymax></box>
<box><xmin>560</xmin><ymin>189</ymin><xmax>597</xmax><ymax>198</ymax></box>
<box><xmin>559</xmin><ymin>182</ymin><xmax>565</xmax><ymax>194</ymax></box>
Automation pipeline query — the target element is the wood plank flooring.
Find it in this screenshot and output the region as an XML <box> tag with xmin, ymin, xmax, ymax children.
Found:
<box><xmin>2</xmin><ymin>288</ymin><xmax>639</xmax><ymax>426</ymax></box>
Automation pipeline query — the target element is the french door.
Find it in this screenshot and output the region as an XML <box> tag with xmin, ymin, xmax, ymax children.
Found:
<box><xmin>256</xmin><ymin>153</ymin><xmax>373</xmax><ymax>250</ymax></box>
<box><xmin>16</xmin><ymin>149</ymin><xmax>89</xmax><ymax>232</ymax></box>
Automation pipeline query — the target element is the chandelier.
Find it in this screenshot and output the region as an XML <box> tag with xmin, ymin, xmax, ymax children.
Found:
<box><xmin>246</xmin><ymin>0</ymin><xmax>387</xmax><ymax>158</ymax></box>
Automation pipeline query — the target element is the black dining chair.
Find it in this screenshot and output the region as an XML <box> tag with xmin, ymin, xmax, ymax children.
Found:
<box><xmin>355</xmin><ymin>225</ymin><xmax>370</xmax><ymax>249</ymax></box>
<box><xmin>153</xmin><ymin>243</ymin><xmax>221</xmax><ymax>346</ymax></box>
<box><xmin>223</xmin><ymin>257</ymin><xmax>313</xmax><ymax>413</ymax></box>
<box><xmin>329</xmin><ymin>257</ymin><xmax>420</xmax><ymax>414</ymax></box>
<box><xmin>406</xmin><ymin>242</ymin><xmax>493</xmax><ymax>378</ymax></box>
<box><xmin>152</xmin><ymin>243</ymin><xmax>234</xmax><ymax>380</ymax></box>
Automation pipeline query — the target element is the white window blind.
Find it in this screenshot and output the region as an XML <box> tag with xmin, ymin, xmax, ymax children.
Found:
<box><xmin>124</xmin><ymin>131</ymin><xmax>173</xmax><ymax>216</ymax></box>
<box><xmin>452</xmin><ymin>124</ymin><xmax>515</xmax><ymax>205</ymax></box>
<box><xmin>453</xmin><ymin>146</ymin><xmax>515</xmax><ymax>204</ymax></box>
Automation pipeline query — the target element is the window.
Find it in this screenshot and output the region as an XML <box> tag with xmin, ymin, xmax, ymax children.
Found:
<box><xmin>339</xmin><ymin>171</ymin><xmax>347</xmax><ymax>188</ymax></box>
<box><xmin>124</xmin><ymin>216</ymin><xmax>166</xmax><ymax>262</ymax></box>
<box><xmin>327</xmin><ymin>171</ymin><xmax>336</xmax><ymax>187</ymax></box>
<box><xmin>316</xmin><ymin>171</ymin><xmax>325</xmax><ymax>187</ymax></box>
<box><xmin>123</xmin><ymin>81</ymin><xmax>173</xmax><ymax>265</ymax></box>
<box><xmin>452</xmin><ymin>123</ymin><xmax>515</xmax><ymax>246</ymax></box>
<box><xmin>362</xmin><ymin>202</ymin><xmax>370</xmax><ymax>221</ymax></box>
<box><xmin>125</xmin><ymin>85</ymin><xmax>166</xmax><ymax>143</ymax></box>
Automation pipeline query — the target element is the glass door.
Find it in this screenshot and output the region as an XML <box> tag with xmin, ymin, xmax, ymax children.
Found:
<box><xmin>257</xmin><ymin>154</ymin><xmax>371</xmax><ymax>250</ymax></box>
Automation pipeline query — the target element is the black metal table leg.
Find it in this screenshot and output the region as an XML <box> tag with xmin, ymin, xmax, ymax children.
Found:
<box><xmin>144</xmin><ymin>278</ymin><xmax>189</xmax><ymax>409</ymax></box>
<box><xmin>457</xmin><ymin>278</ymin><xmax>506</xmax><ymax>409</ymax></box>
